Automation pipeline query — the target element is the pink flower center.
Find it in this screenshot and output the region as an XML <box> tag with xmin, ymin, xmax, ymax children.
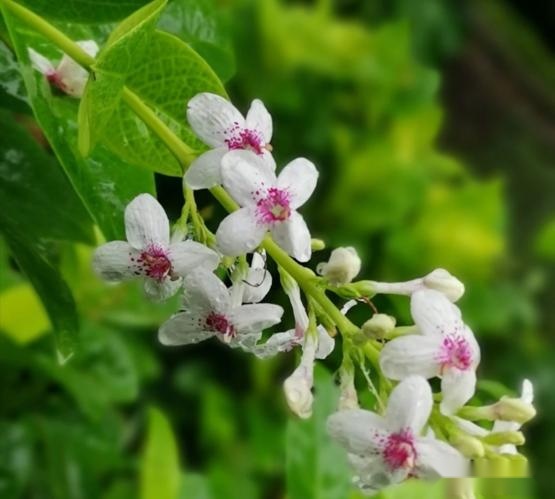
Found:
<box><xmin>46</xmin><ymin>71</ymin><xmax>67</xmax><ymax>92</ymax></box>
<box><xmin>256</xmin><ymin>187</ymin><xmax>291</xmax><ymax>224</ymax></box>
<box><xmin>134</xmin><ymin>245</ymin><xmax>172</xmax><ymax>280</ymax></box>
<box><xmin>382</xmin><ymin>429</ymin><xmax>417</xmax><ymax>471</ymax></box>
<box><xmin>224</xmin><ymin>123</ymin><xmax>266</xmax><ymax>155</ymax></box>
<box><xmin>437</xmin><ymin>334</ymin><xmax>473</xmax><ymax>371</ymax></box>
<box><xmin>205</xmin><ymin>312</ymin><xmax>236</xmax><ymax>342</ymax></box>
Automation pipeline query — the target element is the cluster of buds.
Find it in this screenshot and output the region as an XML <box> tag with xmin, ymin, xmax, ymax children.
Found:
<box><xmin>88</xmin><ymin>92</ymin><xmax>536</xmax><ymax>495</ymax></box>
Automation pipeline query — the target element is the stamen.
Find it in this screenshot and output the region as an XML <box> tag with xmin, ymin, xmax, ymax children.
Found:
<box><xmin>136</xmin><ymin>244</ymin><xmax>172</xmax><ymax>280</ymax></box>
<box><xmin>382</xmin><ymin>429</ymin><xmax>417</xmax><ymax>471</ymax></box>
<box><xmin>256</xmin><ymin>187</ymin><xmax>291</xmax><ymax>224</ymax></box>
<box><xmin>436</xmin><ymin>334</ymin><xmax>473</xmax><ymax>371</ymax></box>
<box><xmin>224</xmin><ymin>125</ymin><xmax>266</xmax><ymax>154</ymax></box>
<box><xmin>205</xmin><ymin>312</ymin><xmax>236</xmax><ymax>342</ymax></box>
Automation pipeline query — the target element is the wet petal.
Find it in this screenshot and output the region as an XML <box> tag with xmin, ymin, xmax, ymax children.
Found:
<box><xmin>379</xmin><ymin>335</ymin><xmax>442</xmax><ymax>380</ymax></box>
<box><xmin>411</xmin><ymin>289</ymin><xmax>463</xmax><ymax>337</ymax></box>
<box><xmin>327</xmin><ymin>409</ymin><xmax>388</xmax><ymax>456</ymax></box>
<box><xmin>183</xmin><ymin>269</ymin><xmax>230</xmax><ymax>314</ymax></box>
<box><xmin>143</xmin><ymin>277</ymin><xmax>182</xmax><ymax>302</ymax></box>
<box><xmin>216</xmin><ymin>207</ymin><xmax>266</xmax><ymax>256</ymax></box>
<box><xmin>187</xmin><ymin>93</ymin><xmax>245</xmax><ymax>147</ymax></box>
<box><xmin>245</xmin><ymin>98</ymin><xmax>272</xmax><ymax>143</ymax></box>
<box><xmin>170</xmin><ymin>240</ymin><xmax>220</xmax><ymax>276</ymax></box>
<box><xmin>385</xmin><ymin>376</ymin><xmax>433</xmax><ymax>434</ymax></box>
<box><xmin>125</xmin><ymin>194</ymin><xmax>170</xmax><ymax>249</ymax></box>
<box><xmin>93</xmin><ymin>241</ymin><xmax>137</xmax><ymax>281</ymax></box>
<box><xmin>440</xmin><ymin>368</ymin><xmax>477</xmax><ymax>415</ymax></box>
<box><xmin>232</xmin><ymin>303</ymin><xmax>284</xmax><ymax>335</ymax></box>
<box><xmin>242</xmin><ymin>267</ymin><xmax>272</xmax><ymax>303</ymax></box>
<box><xmin>221</xmin><ymin>150</ymin><xmax>276</xmax><ymax>207</ymax></box>
<box><xmin>271</xmin><ymin>211</ymin><xmax>311</xmax><ymax>262</ymax></box>
<box><xmin>184</xmin><ymin>147</ymin><xmax>227</xmax><ymax>189</ymax></box>
<box><xmin>315</xmin><ymin>326</ymin><xmax>335</xmax><ymax>359</ymax></box>
<box><xmin>158</xmin><ymin>312</ymin><xmax>215</xmax><ymax>345</ymax></box>
<box><xmin>277</xmin><ymin>158</ymin><xmax>318</xmax><ymax>209</ymax></box>
<box><xmin>415</xmin><ymin>437</ymin><xmax>469</xmax><ymax>478</ymax></box>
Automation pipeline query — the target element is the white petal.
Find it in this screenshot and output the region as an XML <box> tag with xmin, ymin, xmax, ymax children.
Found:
<box><xmin>232</xmin><ymin>303</ymin><xmax>284</xmax><ymax>335</ymax></box>
<box><xmin>170</xmin><ymin>240</ymin><xmax>220</xmax><ymax>276</ymax></box>
<box><xmin>125</xmin><ymin>194</ymin><xmax>170</xmax><ymax>249</ymax></box>
<box><xmin>187</xmin><ymin>93</ymin><xmax>245</xmax><ymax>147</ymax></box>
<box><xmin>260</xmin><ymin>150</ymin><xmax>276</xmax><ymax>170</ymax></box>
<box><xmin>452</xmin><ymin>416</ymin><xmax>489</xmax><ymax>437</ymax></box>
<box><xmin>440</xmin><ymin>369</ymin><xmax>477</xmax><ymax>415</ymax></box>
<box><xmin>28</xmin><ymin>48</ymin><xmax>54</xmax><ymax>74</ymax></box>
<box><xmin>158</xmin><ymin>312</ymin><xmax>215</xmax><ymax>345</ymax></box>
<box><xmin>56</xmin><ymin>53</ymin><xmax>90</xmax><ymax>98</ymax></box>
<box><xmin>348</xmin><ymin>454</ymin><xmax>393</xmax><ymax>494</ymax></box>
<box><xmin>521</xmin><ymin>379</ymin><xmax>534</xmax><ymax>405</ymax></box>
<box><xmin>315</xmin><ymin>326</ymin><xmax>335</xmax><ymax>359</ymax></box>
<box><xmin>76</xmin><ymin>40</ymin><xmax>99</xmax><ymax>57</ymax></box>
<box><xmin>379</xmin><ymin>335</ymin><xmax>442</xmax><ymax>380</ymax></box>
<box><xmin>245</xmin><ymin>98</ymin><xmax>272</xmax><ymax>143</ymax></box>
<box><xmin>184</xmin><ymin>148</ymin><xmax>227</xmax><ymax>189</ymax></box>
<box><xmin>216</xmin><ymin>207</ymin><xmax>267</xmax><ymax>256</ymax></box>
<box><xmin>411</xmin><ymin>289</ymin><xmax>464</xmax><ymax>337</ymax></box>
<box><xmin>385</xmin><ymin>376</ymin><xmax>433</xmax><ymax>433</ymax></box>
<box><xmin>242</xmin><ymin>267</ymin><xmax>272</xmax><ymax>303</ymax></box>
<box><xmin>415</xmin><ymin>437</ymin><xmax>469</xmax><ymax>478</ymax></box>
<box><xmin>143</xmin><ymin>277</ymin><xmax>182</xmax><ymax>302</ymax></box>
<box><xmin>327</xmin><ymin>409</ymin><xmax>387</xmax><ymax>456</ymax></box>
<box><xmin>183</xmin><ymin>269</ymin><xmax>230</xmax><ymax>314</ymax></box>
<box><xmin>92</xmin><ymin>241</ymin><xmax>136</xmax><ymax>281</ymax></box>
<box><xmin>251</xmin><ymin>329</ymin><xmax>298</xmax><ymax>358</ymax></box>
<box><xmin>277</xmin><ymin>158</ymin><xmax>318</xmax><ymax>209</ymax></box>
<box><xmin>221</xmin><ymin>150</ymin><xmax>277</xmax><ymax>207</ymax></box>
<box><xmin>271</xmin><ymin>212</ymin><xmax>311</xmax><ymax>262</ymax></box>
<box><xmin>462</xmin><ymin>325</ymin><xmax>481</xmax><ymax>368</ymax></box>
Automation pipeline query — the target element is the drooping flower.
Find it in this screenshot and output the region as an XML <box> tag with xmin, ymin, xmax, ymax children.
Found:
<box><xmin>158</xmin><ymin>269</ymin><xmax>283</xmax><ymax>349</ymax></box>
<box><xmin>379</xmin><ymin>289</ymin><xmax>480</xmax><ymax>415</ymax></box>
<box><xmin>491</xmin><ymin>379</ymin><xmax>534</xmax><ymax>455</ymax></box>
<box><xmin>184</xmin><ymin>93</ymin><xmax>275</xmax><ymax>189</ymax></box>
<box><xmin>327</xmin><ymin>376</ymin><xmax>468</xmax><ymax>495</ymax></box>
<box><xmin>216</xmin><ymin>150</ymin><xmax>318</xmax><ymax>262</ymax></box>
<box><xmin>93</xmin><ymin>194</ymin><xmax>220</xmax><ymax>301</ymax></box>
<box><xmin>317</xmin><ymin>246</ymin><xmax>361</xmax><ymax>286</ymax></box>
<box><xmin>28</xmin><ymin>40</ymin><xmax>99</xmax><ymax>98</ymax></box>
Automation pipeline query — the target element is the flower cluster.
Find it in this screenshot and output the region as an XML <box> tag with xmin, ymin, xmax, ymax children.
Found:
<box><xmin>92</xmin><ymin>93</ymin><xmax>535</xmax><ymax>495</ymax></box>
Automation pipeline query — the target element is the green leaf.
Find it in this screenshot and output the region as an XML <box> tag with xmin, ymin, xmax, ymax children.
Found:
<box><xmin>0</xmin><ymin>39</ymin><xmax>30</xmax><ymax>112</ymax></box>
<box><xmin>101</xmin><ymin>30</ymin><xmax>226</xmax><ymax>176</ymax></box>
<box><xmin>286</xmin><ymin>365</ymin><xmax>352</xmax><ymax>499</ymax></box>
<box><xmin>18</xmin><ymin>0</ymin><xmax>151</xmax><ymax>23</ymax></box>
<box><xmin>0</xmin><ymin>221</ymin><xmax>78</xmax><ymax>362</ymax></box>
<box><xmin>1</xmin><ymin>11</ymin><xmax>156</xmax><ymax>240</ymax></box>
<box><xmin>141</xmin><ymin>407</ymin><xmax>181</xmax><ymax>499</ymax></box>
<box><xmin>0</xmin><ymin>110</ymin><xmax>94</xmax><ymax>244</ymax></box>
<box><xmin>179</xmin><ymin>474</ymin><xmax>213</xmax><ymax>499</ymax></box>
<box><xmin>78</xmin><ymin>0</ymin><xmax>167</xmax><ymax>156</ymax></box>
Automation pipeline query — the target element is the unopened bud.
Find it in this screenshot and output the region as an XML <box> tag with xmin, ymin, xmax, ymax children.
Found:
<box><xmin>423</xmin><ymin>268</ymin><xmax>465</xmax><ymax>302</ymax></box>
<box><xmin>362</xmin><ymin>314</ymin><xmax>396</xmax><ymax>339</ymax></box>
<box><xmin>283</xmin><ymin>367</ymin><xmax>313</xmax><ymax>419</ymax></box>
<box><xmin>317</xmin><ymin>247</ymin><xmax>361</xmax><ymax>286</ymax></box>
<box><xmin>483</xmin><ymin>431</ymin><xmax>525</xmax><ymax>446</ymax></box>
<box><xmin>494</xmin><ymin>397</ymin><xmax>536</xmax><ymax>424</ymax></box>
<box><xmin>311</xmin><ymin>238</ymin><xmax>326</xmax><ymax>251</ymax></box>
<box><xmin>450</xmin><ymin>434</ymin><xmax>485</xmax><ymax>458</ymax></box>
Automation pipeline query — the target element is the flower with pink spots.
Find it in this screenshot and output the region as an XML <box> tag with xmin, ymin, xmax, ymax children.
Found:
<box><xmin>93</xmin><ymin>194</ymin><xmax>220</xmax><ymax>301</ymax></box>
<box><xmin>158</xmin><ymin>269</ymin><xmax>283</xmax><ymax>349</ymax></box>
<box><xmin>216</xmin><ymin>150</ymin><xmax>318</xmax><ymax>262</ymax></box>
<box><xmin>327</xmin><ymin>376</ymin><xmax>468</xmax><ymax>494</ymax></box>
<box><xmin>28</xmin><ymin>40</ymin><xmax>99</xmax><ymax>98</ymax></box>
<box><xmin>379</xmin><ymin>289</ymin><xmax>481</xmax><ymax>415</ymax></box>
<box><xmin>184</xmin><ymin>93</ymin><xmax>275</xmax><ymax>189</ymax></box>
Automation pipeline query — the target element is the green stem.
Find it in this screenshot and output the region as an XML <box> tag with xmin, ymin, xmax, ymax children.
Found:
<box><xmin>3</xmin><ymin>0</ymin><xmax>365</xmax><ymax>341</ymax></box>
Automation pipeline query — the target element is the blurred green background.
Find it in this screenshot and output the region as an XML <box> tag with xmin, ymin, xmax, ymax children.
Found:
<box><xmin>1</xmin><ymin>0</ymin><xmax>554</xmax><ymax>498</ymax></box>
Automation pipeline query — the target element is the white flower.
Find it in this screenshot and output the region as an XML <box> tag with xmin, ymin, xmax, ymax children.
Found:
<box><xmin>327</xmin><ymin>376</ymin><xmax>469</xmax><ymax>494</ymax></box>
<box><xmin>93</xmin><ymin>194</ymin><xmax>220</xmax><ymax>301</ymax></box>
<box><xmin>216</xmin><ymin>150</ymin><xmax>318</xmax><ymax>262</ymax></box>
<box><xmin>28</xmin><ymin>40</ymin><xmax>98</xmax><ymax>98</ymax></box>
<box><xmin>379</xmin><ymin>289</ymin><xmax>480</xmax><ymax>415</ymax></box>
<box><xmin>158</xmin><ymin>269</ymin><xmax>283</xmax><ymax>349</ymax></box>
<box><xmin>184</xmin><ymin>93</ymin><xmax>275</xmax><ymax>189</ymax></box>
<box><xmin>491</xmin><ymin>379</ymin><xmax>534</xmax><ymax>455</ymax></box>
<box><xmin>317</xmin><ymin>246</ymin><xmax>361</xmax><ymax>285</ymax></box>
<box><xmin>240</xmin><ymin>251</ymin><xmax>272</xmax><ymax>304</ymax></box>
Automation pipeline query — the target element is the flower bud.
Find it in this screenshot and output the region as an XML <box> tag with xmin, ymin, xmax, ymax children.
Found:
<box><xmin>311</xmin><ymin>238</ymin><xmax>326</xmax><ymax>251</ymax></box>
<box><xmin>450</xmin><ymin>433</ymin><xmax>485</xmax><ymax>458</ymax></box>
<box><xmin>494</xmin><ymin>397</ymin><xmax>536</xmax><ymax>424</ymax></box>
<box><xmin>283</xmin><ymin>367</ymin><xmax>313</xmax><ymax>419</ymax></box>
<box><xmin>483</xmin><ymin>431</ymin><xmax>525</xmax><ymax>446</ymax></box>
<box><xmin>361</xmin><ymin>314</ymin><xmax>396</xmax><ymax>339</ymax></box>
<box><xmin>423</xmin><ymin>268</ymin><xmax>465</xmax><ymax>302</ymax></box>
<box><xmin>317</xmin><ymin>247</ymin><xmax>361</xmax><ymax>286</ymax></box>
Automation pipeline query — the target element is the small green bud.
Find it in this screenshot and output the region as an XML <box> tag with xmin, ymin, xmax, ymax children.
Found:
<box><xmin>311</xmin><ymin>238</ymin><xmax>326</xmax><ymax>251</ymax></box>
<box><xmin>494</xmin><ymin>397</ymin><xmax>536</xmax><ymax>424</ymax></box>
<box><xmin>352</xmin><ymin>280</ymin><xmax>376</xmax><ymax>297</ymax></box>
<box><xmin>361</xmin><ymin>314</ymin><xmax>396</xmax><ymax>339</ymax></box>
<box><xmin>317</xmin><ymin>247</ymin><xmax>361</xmax><ymax>285</ymax></box>
<box><xmin>483</xmin><ymin>431</ymin><xmax>525</xmax><ymax>446</ymax></box>
<box><xmin>450</xmin><ymin>434</ymin><xmax>485</xmax><ymax>458</ymax></box>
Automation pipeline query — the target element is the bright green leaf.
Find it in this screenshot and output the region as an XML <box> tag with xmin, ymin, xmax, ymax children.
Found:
<box><xmin>79</xmin><ymin>0</ymin><xmax>167</xmax><ymax>155</ymax></box>
<box><xmin>141</xmin><ymin>407</ymin><xmax>181</xmax><ymax>499</ymax></box>
<box><xmin>101</xmin><ymin>30</ymin><xmax>226</xmax><ymax>176</ymax></box>
<box><xmin>286</xmin><ymin>365</ymin><xmax>352</xmax><ymax>499</ymax></box>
